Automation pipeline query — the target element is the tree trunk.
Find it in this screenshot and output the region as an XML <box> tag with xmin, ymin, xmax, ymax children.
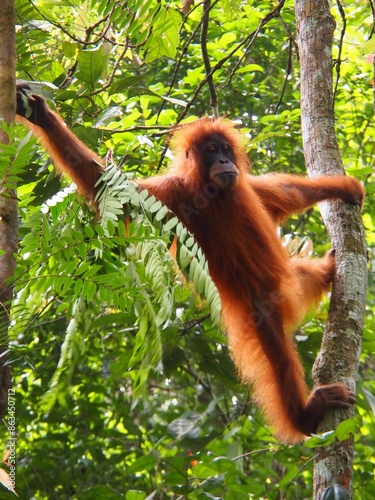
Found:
<box><xmin>294</xmin><ymin>1</ymin><xmax>367</xmax><ymax>498</ymax></box>
<box><xmin>0</xmin><ymin>0</ymin><xmax>17</xmax><ymax>418</ymax></box>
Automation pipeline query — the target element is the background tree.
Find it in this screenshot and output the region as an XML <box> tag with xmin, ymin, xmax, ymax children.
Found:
<box><xmin>0</xmin><ymin>0</ymin><xmax>16</xmax><ymax>418</ymax></box>
<box><xmin>0</xmin><ymin>0</ymin><xmax>374</xmax><ymax>498</ymax></box>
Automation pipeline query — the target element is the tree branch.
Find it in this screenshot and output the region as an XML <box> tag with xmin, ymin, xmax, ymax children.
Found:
<box><xmin>201</xmin><ymin>0</ymin><xmax>219</xmax><ymax>118</ymax></box>
<box><xmin>333</xmin><ymin>0</ymin><xmax>347</xmax><ymax>104</ymax></box>
<box><xmin>295</xmin><ymin>0</ymin><xmax>367</xmax><ymax>497</ymax></box>
<box><xmin>177</xmin><ymin>0</ymin><xmax>287</xmax><ymax>123</ymax></box>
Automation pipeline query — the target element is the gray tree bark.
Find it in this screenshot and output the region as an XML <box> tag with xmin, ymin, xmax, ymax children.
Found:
<box><xmin>294</xmin><ymin>1</ymin><xmax>367</xmax><ymax>498</ymax></box>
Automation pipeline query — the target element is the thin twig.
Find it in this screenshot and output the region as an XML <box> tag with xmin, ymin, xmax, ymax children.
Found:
<box><xmin>274</xmin><ymin>38</ymin><xmax>293</xmax><ymax>113</ymax></box>
<box><xmin>333</xmin><ymin>0</ymin><xmax>347</xmax><ymax>105</ymax></box>
<box><xmin>177</xmin><ymin>0</ymin><xmax>287</xmax><ymax>123</ymax></box>
<box><xmin>156</xmin><ymin>2</ymin><xmax>210</xmax><ymax>120</ymax></box>
<box><xmin>90</xmin><ymin>40</ymin><xmax>129</xmax><ymax>96</ymax></box>
<box><xmin>225</xmin><ymin>0</ymin><xmax>287</xmax><ymax>87</ymax></box>
<box><xmin>368</xmin><ymin>0</ymin><xmax>375</xmax><ymax>115</ymax></box>
<box><xmin>201</xmin><ymin>0</ymin><xmax>219</xmax><ymax>118</ymax></box>
<box><xmin>278</xmin><ymin>12</ymin><xmax>298</xmax><ymax>55</ymax></box>
<box><xmin>26</xmin><ymin>0</ymin><xmax>113</xmax><ymax>46</ymax></box>
<box><xmin>368</xmin><ymin>0</ymin><xmax>375</xmax><ymax>37</ymax></box>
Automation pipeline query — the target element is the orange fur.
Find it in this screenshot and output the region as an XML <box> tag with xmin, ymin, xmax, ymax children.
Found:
<box><xmin>17</xmin><ymin>97</ymin><xmax>364</xmax><ymax>442</ymax></box>
<box><xmin>17</xmin><ymin>111</ymin><xmax>102</xmax><ymax>203</ymax></box>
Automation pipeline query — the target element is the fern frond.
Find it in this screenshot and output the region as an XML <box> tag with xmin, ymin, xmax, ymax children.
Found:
<box><xmin>96</xmin><ymin>161</ymin><xmax>221</xmax><ymax>324</ymax></box>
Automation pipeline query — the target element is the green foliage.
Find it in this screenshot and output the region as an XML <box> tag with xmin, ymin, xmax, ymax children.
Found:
<box><xmin>96</xmin><ymin>160</ymin><xmax>221</xmax><ymax>325</ymax></box>
<box><xmin>1</xmin><ymin>0</ymin><xmax>374</xmax><ymax>498</ymax></box>
<box><xmin>0</xmin><ymin>123</ymin><xmax>36</xmax><ymax>193</ymax></box>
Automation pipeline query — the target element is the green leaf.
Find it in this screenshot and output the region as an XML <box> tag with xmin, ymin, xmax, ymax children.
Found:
<box><xmin>126</xmin><ymin>456</ymin><xmax>158</xmax><ymax>474</ymax></box>
<box><xmin>335</xmin><ymin>418</ymin><xmax>357</xmax><ymax>441</ymax></box>
<box><xmin>76</xmin><ymin>45</ymin><xmax>108</xmax><ymax>87</ymax></box>
<box><xmin>143</xmin><ymin>10</ymin><xmax>181</xmax><ymax>63</ymax></box>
